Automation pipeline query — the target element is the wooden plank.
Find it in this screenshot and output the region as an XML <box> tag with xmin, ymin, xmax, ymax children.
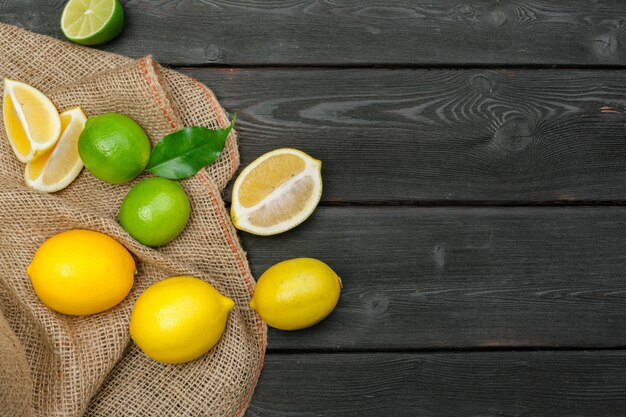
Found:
<box><xmin>242</xmin><ymin>206</ymin><xmax>626</xmax><ymax>350</ymax></box>
<box><xmin>247</xmin><ymin>351</ymin><xmax>626</xmax><ymax>417</ymax></box>
<box><xmin>186</xmin><ymin>67</ymin><xmax>626</xmax><ymax>203</ymax></box>
<box><xmin>2</xmin><ymin>1</ymin><xmax>626</xmax><ymax>66</ymax></box>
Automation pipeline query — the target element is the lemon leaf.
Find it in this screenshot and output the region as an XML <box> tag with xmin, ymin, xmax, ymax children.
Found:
<box><xmin>147</xmin><ymin>115</ymin><xmax>235</xmax><ymax>180</ymax></box>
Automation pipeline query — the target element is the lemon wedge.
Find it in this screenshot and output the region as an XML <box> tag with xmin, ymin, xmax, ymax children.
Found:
<box><xmin>231</xmin><ymin>148</ymin><xmax>322</xmax><ymax>235</ymax></box>
<box><xmin>3</xmin><ymin>79</ymin><xmax>61</xmax><ymax>163</ymax></box>
<box><xmin>25</xmin><ymin>107</ymin><xmax>86</xmax><ymax>193</ymax></box>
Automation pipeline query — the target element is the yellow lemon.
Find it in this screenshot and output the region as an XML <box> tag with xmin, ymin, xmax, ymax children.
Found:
<box><xmin>130</xmin><ymin>276</ymin><xmax>235</xmax><ymax>364</ymax></box>
<box><xmin>27</xmin><ymin>229</ymin><xmax>135</xmax><ymax>315</ymax></box>
<box><xmin>231</xmin><ymin>148</ymin><xmax>322</xmax><ymax>236</ymax></box>
<box><xmin>250</xmin><ymin>258</ymin><xmax>341</xmax><ymax>330</ymax></box>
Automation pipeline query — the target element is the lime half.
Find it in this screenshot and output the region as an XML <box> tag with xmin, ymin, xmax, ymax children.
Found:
<box><xmin>61</xmin><ymin>0</ymin><xmax>124</xmax><ymax>46</ymax></box>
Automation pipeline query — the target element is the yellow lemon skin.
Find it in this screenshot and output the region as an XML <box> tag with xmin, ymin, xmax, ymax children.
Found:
<box><xmin>250</xmin><ymin>258</ymin><xmax>341</xmax><ymax>331</ymax></box>
<box><xmin>26</xmin><ymin>230</ymin><xmax>135</xmax><ymax>316</ymax></box>
<box><xmin>130</xmin><ymin>276</ymin><xmax>235</xmax><ymax>364</ymax></box>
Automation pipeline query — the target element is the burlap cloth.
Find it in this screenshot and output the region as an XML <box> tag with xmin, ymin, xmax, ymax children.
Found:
<box><xmin>0</xmin><ymin>24</ymin><xmax>267</xmax><ymax>417</ymax></box>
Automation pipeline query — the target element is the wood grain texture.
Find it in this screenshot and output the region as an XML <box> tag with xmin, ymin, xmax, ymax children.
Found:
<box><xmin>2</xmin><ymin>1</ymin><xmax>626</xmax><ymax>66</ymax></box>
<box><xmin>3</xmin><ymin>3</ymin><xmax>626</xmax><ymax>416</ymax></box>
<box><xmin>243</xmin><ymin>206</ymin><xmax>626</xmax><ymax>350</ymax></box>
<box><xmin>247</xmin><ymin>351</ymin><xmax>626</xmax><ymax>416</ymax></box>
<box><xmin>187</xmin><ymin>67</ymin><xmax>626</xmax><ymax>203</ymax></box>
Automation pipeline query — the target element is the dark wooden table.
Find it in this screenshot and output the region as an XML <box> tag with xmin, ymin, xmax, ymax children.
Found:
<box><xmin>5</xmin><ymin>1</ymin><xmax>626</xmax><ymax>415</ymax></box>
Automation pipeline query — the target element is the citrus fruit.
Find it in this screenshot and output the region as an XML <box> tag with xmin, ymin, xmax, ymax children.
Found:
<box><xmin>3</xmin><ymin>79</ymin><xmax>61</xmax><ymax>163</ymax></box>
<box><xmin>27</xmin><ymin>229</ymin><xmax>135</xmax><ymax>316</ymax></box>
<box><xmin>130</xmin><ymin>276</ymin><xmax>235</xmax><ymax>364</ymax></box>
<box><xmin>250</xmin><ymin>258</ymin><xmax>341</xmax><ymax>330</ymax></box>
<box><xmin>119</xmin><ymin>177</ymin><xmax>191</xmax><ymax>247</ymax></box>
<box><xmin>61</xmin><ymin>0</ymin><xmax>124</xmax><ymax>46</ymax></box>
<box><xmin>78</xmin><ymin>113</ymin><xmax>151</xmax><ymax>184</ymax></box>
<box><xmin>25</xmin><ymin>107</ymin><xmax>86</xmax><ymax>193</ymax></box>
<box><xmin>231</xmin><ymin>148</ymin><xmax>322</xmax><ymax>236</ymax></box>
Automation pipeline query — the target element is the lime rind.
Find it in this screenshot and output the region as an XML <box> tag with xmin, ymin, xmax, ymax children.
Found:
<box><xmin>61</xmin><ymin>0</ymin><xmax>124</xmax><ymax>46</ymax></box>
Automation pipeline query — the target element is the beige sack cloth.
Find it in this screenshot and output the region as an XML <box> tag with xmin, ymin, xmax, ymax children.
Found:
<box><xmin>0</xmin><ymin>24</ymin><xmax>267</xmax><ymax>417</ymax></box>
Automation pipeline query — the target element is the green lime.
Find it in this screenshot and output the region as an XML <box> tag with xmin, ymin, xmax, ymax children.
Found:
<box><xmin>119</xmin><ymin>177</ymin><xmax>191</xmax><ymax>247</ymax></box>
<box><xmin>61</xmin><ymin>0</ymin><xmax>124</xmax><ymax>46</ymax></box>
<box><xmin>78</xmin><ymin>113</ymin><xmax>151</xmax><ymax>184</ymax></box>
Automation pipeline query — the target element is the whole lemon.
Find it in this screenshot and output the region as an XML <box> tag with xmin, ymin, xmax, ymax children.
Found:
<box><xmin>130</xmin><ymin>276</ymin><xmax>235</xmax><ymax>364</ymax></box>
<box><xmin>250</xmin><ymin>258</ymin><xmax>341</xmax><ymax>330</ymax></box>
<box><xmin>119</xmin><ymin>177</ymin><xmax>191</xmax><ymax>247</ymax></box>
<box><xmin>78</xmin><ymin>113</ymin><xmax>151</xmax><ymax>184</ymax></box>
<box><xmin>27</xmin><ymin>230</ymin><xmax>135</xmax><ymax>315</ymax></box>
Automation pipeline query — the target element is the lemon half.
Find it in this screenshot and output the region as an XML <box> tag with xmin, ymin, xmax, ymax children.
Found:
<box><xmin>231</xmin><ymin>148</ymin><xmax>322</xmax><ymax>236</ymax></box>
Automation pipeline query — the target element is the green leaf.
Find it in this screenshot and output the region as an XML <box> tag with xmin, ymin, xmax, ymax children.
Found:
<box><xmin>147</xmin><ymin>115</ymin><xmax>235</xmax><ymax>180</ymax></box>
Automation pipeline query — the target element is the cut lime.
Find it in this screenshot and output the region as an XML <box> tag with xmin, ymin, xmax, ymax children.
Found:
<box><xmin>61</xmin><ymin>0</ymin><xmax>124</xmax><ymax>46</ymax></box>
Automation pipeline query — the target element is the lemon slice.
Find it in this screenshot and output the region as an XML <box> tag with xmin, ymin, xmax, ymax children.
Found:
<box><xmin>25</xmin><ymin>107</ymin><xmax>86</xmax><ymax>193</ymax></box>
<box><xmin>3</xmin><ymin>79</ymin><xmax>61</xmax><ymax>163</ymax></box>
<box><xmin>61</xmin><ymin>0</ymin><xmax>124</xmax><ymax>46</ymax></box>
<box><xmin>231</xmin><ymin>148</ymin><xmax>322</xmax><ymax>236</ymax></box>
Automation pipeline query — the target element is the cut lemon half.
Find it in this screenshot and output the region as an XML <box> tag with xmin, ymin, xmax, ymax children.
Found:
<box><xmin>61</xmin><ymin>0</ymin><xmax>124</xmax><ymax>46</ymax></box>
<box><xmin>3</xmin><ymin>79</ymin><xmax>61</xmax><ymax>163</ymax></box>
<box><xmin>25</xmin><ymin>107</ymin><xmax>87</xmax><ymax>193</ymax></box>
<box><xmin>231</xmin><ymin>148</ymin><xmax>322</xmax><ymax>236</ymax></box>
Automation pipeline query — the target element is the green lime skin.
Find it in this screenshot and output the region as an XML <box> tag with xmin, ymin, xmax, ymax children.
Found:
<box><xmin>119</xmin><ymin>177</ymin><xmax>191</xmax><ymax>247</ymax></box>
<box><xmin>78</xmin><ymin>113</ymin><xmax>151</xmax><ymax>184</ymax></box>
<box><xmin>61</xmin><ymin>0</ymin><xmax>125</xmax><ymax>46</ymax></box>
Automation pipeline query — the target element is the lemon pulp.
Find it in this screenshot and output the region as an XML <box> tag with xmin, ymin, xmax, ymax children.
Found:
<box><xmin>231</xmin><ymin>148</ymin><xmax>322</xmax><ymax>236</ymax></box>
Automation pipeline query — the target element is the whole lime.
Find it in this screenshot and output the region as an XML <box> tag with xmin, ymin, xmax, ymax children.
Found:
<box><xmin>78</xmin><ymin>113</ymin><xmax>151</xmax><ymax>184</ymax></box>
<box><xmin>119</xmin><ymin>177</ymin><xmax>191</xmax><ymax>247</ymax></box>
